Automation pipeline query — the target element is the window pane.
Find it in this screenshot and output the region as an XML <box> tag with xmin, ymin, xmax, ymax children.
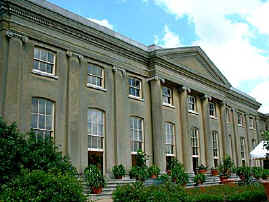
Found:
<box><xmin>48</xmin><ymin>52</ymin><xmax>54</xmax><ymax>63</ymax></box>
<box><xmin>39</xmin><ymin>114</ymin><xmax>45</xmax><ymax>129</ymax></box>
<box><xmin>39</xmin><ymin>99</ymin><xmax>45</xmax><ymax>114</ymax></box>
<box><xmin>31</xmin><ymin>114</ymin><xmax>38</xmax><ymax>128</ymax></box>
<box><xmin>41</xmin><ymin>50</ymin><xmax>47</xmax><ymax>61</ymax></box>
<box><xmin>46</xmin><ymin>116</ymin><xmax>52</xmax><ymax>130</ymax></box>
<box><xmin>34</xmin><ymin>60</ymin><xmax>39</xmax><ymax>70</ymax></box>
<box><xmin>32</xmin><ymin>98</ymin><xmax>38</xmax><ymax>113</ymax></box>
<box><xmin>46</xmin><ymin>101</ymin><xmax>53</xmax><ymax>115</ymax></box>
<box><xmin>40</xmin><ymin>62</ymin><xmax>46</xmax><ymax>72</ymax></box>
<box><xmin>34</xmin><ymin>48</ymin><xmax>40</xmax><ymax>59</ymax></box>
<box><xmin>47</xmin><ymin>64</ymin><xmax>53</xmax><ymax>74</ymax></box>
<box><xmin>96</xmin><ymin>78</ymin><xmax>102</xmax><ymax>87</ymax></box>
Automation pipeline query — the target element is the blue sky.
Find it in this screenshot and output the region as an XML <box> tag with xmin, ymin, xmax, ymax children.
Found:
<box><xmin>48</xmin><ymin>0</ymin><xmax>269</xmax><ymax>113</ymax></box>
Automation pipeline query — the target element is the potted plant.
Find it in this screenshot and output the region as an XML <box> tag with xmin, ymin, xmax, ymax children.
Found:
<box><xmin>211</xmin><ymin>167</ymin><xmax>218</xmax><ymax>176</ymax></box>
<box><xmin>112</xmin><ymin>164</ymin><xmax>126</xmax><ymax>179</ymax></box>
<box><xmin>252</xmin><ymin>167</ymin><xmax>263</xmax><ymax>180</ymax></box>
<box><xmin>166</xmin><ymin>157</ymin><xmax>177</xmax><ymax>175</ymax></box>
<box><xmin>235</xmin><ymin>166</ymin><xmax>251</xmax><ymax>183</ymax></box>
<box><xmin>218</xmin><ymin>156</ymin><xmax>234</xmax><ymax>183</ymax></box>
<box><xmin>84</xmin><ymin>165</ymin><xmax>105</xmax><ymax>194</ymax></box>
<box><xmin>129</xmin><ymin>166</ymin><xmax>149</xmax><ymax>181</ymax></box>
<box><xmin>148</xmin><ymin>165</ymin><xmax>160</xmax><ymax>179</ymax></box>
<box><xmin>171</xmin><ymin>162</ymin><xmax>189</xmax><ymax>186</ymax></box>
<box><xmin>198</xmin><ymin>164</ymin><xmax>207</xmax><ymax>174</ymax></box>
<box><xmin>194</xmin><ymin>173</ymin><xmax>206</xmax><ymax>186</ymax></box>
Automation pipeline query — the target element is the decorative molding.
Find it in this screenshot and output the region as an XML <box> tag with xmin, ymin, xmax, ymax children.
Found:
<box><xmin>112</xmin><ymin>67</ymin><xmax>127</xmax><ymax>77</ymax></box>
<box><xmin>5</xmin><ymin>30</ymin><xmax>29</xmax><ymax>44</ymax></box>
<box><xmin>146</xmin><ymin>75</ymin><xmax>165</xmax><ymax>83</ymax></box>
<box><xmin>66</xmin><ymin>51</ymin><xmax>84</xmax><ymax>63</ymax></box>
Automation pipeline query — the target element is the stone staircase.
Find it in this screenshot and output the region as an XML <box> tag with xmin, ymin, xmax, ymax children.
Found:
<box><xmin>83</xmin><ymin>174</ymin><xmax>240</xmax><ymax>201</ymax></box>
<box><xmin>84</xmin><ymin>178</ymin><xmax>136</xmax><ymax>201</ymax></box>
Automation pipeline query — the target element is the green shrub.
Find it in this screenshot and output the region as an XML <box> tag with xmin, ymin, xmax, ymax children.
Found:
<box><xmin>235</xmin><ymin>166</ymin><xmax>251</xmax><ymax>184</ymax></box>
<box><xmin>112</xmin><ymin>164</ymin><xmax>126</xmax><ymax>179</ymax></box>
<box><xmin>171</xmin><ymin>163</ymin><xmax>189</xmax><ymax>185</ymax></box>
<box><xmin>0</xmin><ymin>117</ymin><xmax>77</xmax><ymax>186</ymax></box>
<box><xmin>135</xmin><ymin>149</ymin><xmax>148</xmax><ymax>167</ymax></box>
<box><xmin>148</xmin><ymin>165</ymin><xmax>160</xmax><ymax>177</ymax></box>
<box><xmin>193</xmin><ymin>173</ymin><xmax>206</xmax><ymax>185</ymax></box>
<box><xmin>218</xmin><ymin>156</ymin><xmax>234</xmax><ymax>177</ymax></box>
<box><xmin>84</xmin><ymin>165</ymin><xmax>105</xmax><ymax>192</ymax></box>
<box><xmin>129</xmin><ymin>166</ymin><xmax>149</xmax><ymax>181</ymax></box>
<box><xmin>0</xmin><ymin>169</ymin><xmax>86</xmax><ymax>202</ymax></box>
<box><xmin>252</xmin><ymin>167</ymin><xmax>263</xmax><ymax>179</ymax></box>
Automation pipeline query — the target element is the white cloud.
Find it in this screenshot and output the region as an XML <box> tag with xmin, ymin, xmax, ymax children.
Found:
<box><xmin>88</xmin><ymin>18</ymin><xmax>114</xmax><ymax>30</ymax></box>
<box><xmin>250</xmin><ymin>81</ymin><xmax>269</xmax><ymax>113</ymax></box>
<box><xmin>247</xmin><ymin>2</ymin><xmax>269</xmax><ymax>35</ymax></box>
<box><xmin>155</xmin><ymin>25</ymin><xmax>182</xmax><ymax>48</ymax></box>
<box><xmin>151</xmin><ymin>0</ymin><xmax>269</xmax><ymax>112</ymax></box>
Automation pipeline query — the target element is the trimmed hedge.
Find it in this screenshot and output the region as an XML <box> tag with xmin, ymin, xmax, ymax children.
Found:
<box><xmin>113</xmin><ymin>182</ymin><xmax>267</xmax><ymax>202</ymax></box>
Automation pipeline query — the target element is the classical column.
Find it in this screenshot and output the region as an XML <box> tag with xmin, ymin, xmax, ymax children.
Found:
<box><xmin>66</xmin><ymin>51</ymin><xmax>83</xmax><ymax>172</ymax></box>
<box><xmin>220</xmin><ymin>102</ymin><xmax>229</xmax><ymax>158</ymax></box>
<box><xmin>201</xmin><ymin>95</ymin><xmax>214</xmax><ymax>169</ymax></box>
<box><xmin>179</xmin><ymin>86</ymin><xmax>193</xmax><ymax>173</ymax></box>
<box><xmin>245</xmin><ymin>114</ymin><xmax>251</xmax><ymax>166</ymax></box>
<box><xmin>3</xmin><ymin>31</ymin><xmax>28</xmax><ymax>125</ymax></box>
<box><xmin>149</xmin><ymin>76</ymin><xmax>166</xmax><ymax>171</ymax></box>
<box><xmin>113</xmin><ymin>67</ymin><xmax>131</xmax><ymax>169</ymax></box>
<box><xmin>231</xmin><ymin>108</ymin><xmax>240</xmax><ymax>166</ymax></box>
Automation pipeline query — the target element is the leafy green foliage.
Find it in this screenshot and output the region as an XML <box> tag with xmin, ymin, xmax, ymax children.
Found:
<box><xmin>0</xmin><ymin>117</ymin><xmax>77</xmax><ymax>184</ymax></box>
<box><xmin>171</xmin><ymin>162</ymin><xmax>189</xmax><ymax>185</ymax></box>
<box><xmin>235</xmin><ymin>166</ymin><xmax>252</xmax><ymax>184</ymax></box>
<box><xmin>218</xmin><ymin>156</ymin><xmax>234</xmax><ymax>177</ymax></box>
<box><xmin>112</xmin><ymin>164</ymin><xmax>126</xmax><ymax>178</ymax></box>
<box><xmin>84</xmin><ymin>165</ymin><xmax>105</xmax><ymax>191</ymax></box>
<box><xmin>252</xmin><ymin>167</ymin><xmax>263</xmax><ymax>179</ymax></box>
<box><xmin>262</xmin><ymin>131</ymin><xmax>269</xmax><ymax>151</ymax></box>
<box><xmin>135</xmin><ymin>149</ymin><xmax>148</xmax><ymax>167</ymax></box>
<box><xmin>0</xmin><ymin>169</ymin><xmax>86</xmax><ymax>202</ymax></box>
<box><xmin>148</xmin><ymin>165</ymin><xmax>160</xmax><ymax>177</ymax></box>
<box><xmin>129</xmin><ymin>166</ymin><xmax>149</xmax><ymax>181</ymax></box>
<box><xmin>113</xmin><ymin>181</ymin><xmax>187</xmax><ymax>202</ymax></box>
<box><xmin>193</xmin><ymin>173</ymin><xmax>206</xmax><ymax>185</ymax></box>
<box><xmin>113</xmin><ymin>182</ymin><xmax>266</xmax><ymax>202</ymax></box>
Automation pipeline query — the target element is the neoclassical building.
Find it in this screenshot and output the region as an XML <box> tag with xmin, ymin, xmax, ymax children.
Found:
<box><xmin>0</xmin><ymin>0</ymin><xmax>268</xmax><ymax>175</ymax></box>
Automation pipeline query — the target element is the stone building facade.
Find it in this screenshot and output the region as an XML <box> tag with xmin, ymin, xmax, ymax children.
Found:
<box><xmin>0</xmin><ymin>0</ymin><xmax>268</xmax><ymax>175</ymax></box>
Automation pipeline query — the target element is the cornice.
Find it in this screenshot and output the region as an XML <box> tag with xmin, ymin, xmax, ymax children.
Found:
<box><xmin>6</xmin><ymin>0</ymin><xmax>150</xmax><ymax>65</ymax></box>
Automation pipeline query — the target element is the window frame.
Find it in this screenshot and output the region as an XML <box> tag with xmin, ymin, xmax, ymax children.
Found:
<box><xmin>87</xmin><ymin>109</ymin><xmax>105</xmax><ymax>152</ymax></box>
<box><xmin>209</xmin><ymin>102</ymin><xmax>217</xmax><ymax>118</ymax></box>
<box><xmin>33</xmin><ymin>47</ymin><xmax>56</xmax><ymax>75</ymax></box>
<box><xmin>164</xmin><ymin>122</ymin><xmax>175</xmax><ymax>156</ymax></box>
<box><xmin>212</xmin><ymin>131</ymin><xmax>219</xmax><ymax>159</ymax></box>
<box><xmin>240</xmin><ymin>137</ymin><xmax>246</xmax><ymax>160</ymax></box>
<box><xmin>162</xmin><ymin>86</ymin><xmax>173</xmax><ymax>106</ymax></box>
<box><xmin>188</xmin><ymin>95</ymin><xmax>197</xmax><ymax>113</ymax></box>
<box><xmin>87</xmin><ymin>64</ymin><xmax>105</xmax><ymax>88</ymax></box>
<box><xmin>191</xmin><ymin>128</ymin><xmax>200</xmax><ymax>158</ymax></box>
<box><xmin>31</xmin><ymin>97</ymin><xmax>55</xmax><ymax>141</ymax></box>
<box><xmin>237</xmin><ymin>112</ymin><xmax>243</xmax><ymax>126</ymax></box>
<box><xmin>128</xmin><ymin>77</ymin><xmax>142</xmax><ymax>99</ymax></box>
<box><xmin>130</xmin><ymin>117</ymin><xmax>144</xmax><ymax>154</ymax></box>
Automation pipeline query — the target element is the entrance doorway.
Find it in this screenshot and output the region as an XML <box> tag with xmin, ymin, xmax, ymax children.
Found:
<box><xmin>88</xmin><ymin>151</ymin><xmax>103</xmax><ymax>173</ymax></box>
<box><xmin>192</xmin><ymin>157</ymin><xmax>198</xmax><ymax>173</ymax></box>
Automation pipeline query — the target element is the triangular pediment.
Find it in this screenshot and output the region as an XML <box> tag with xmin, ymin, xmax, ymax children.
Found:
<box><xmin>155</xmin><ymin>47</ymin><xmax>231</xmax><ymax>87</ymax></box>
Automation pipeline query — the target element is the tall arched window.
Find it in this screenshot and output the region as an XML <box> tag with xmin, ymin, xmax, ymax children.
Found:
<box><xmin>129</xmin><ymin>117</ymin><xmax>143</xmax><ymax>153</ymax></box>
<box><xmin>191</xmin><ymin>127</ymin><xmax>199</xmax><ymax>171</ymax></box>
<box><xmin>88</xmin><ymin>109</ymin><xmax>104</xmax><ymax>151</ymax></box>
<box><xmin>31</xmin><ymin>97</ymin><xmax>54</xmax><ymax>141</ymax></box>
<box><xmin>165</xmin><ymin>122</ymin><xmax>175</xmax><ymax>155</ymax></box>
<box><xmin>212</xmin><ymin>131</ymin><xmax>219</xmax><ymax>167</ymax></box>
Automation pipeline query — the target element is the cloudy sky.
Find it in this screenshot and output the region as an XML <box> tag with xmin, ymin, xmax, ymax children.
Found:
<box><xmin>48</xmin><ymin>0</ymin><xmax>269</xmax><ymax>113</ymax></box>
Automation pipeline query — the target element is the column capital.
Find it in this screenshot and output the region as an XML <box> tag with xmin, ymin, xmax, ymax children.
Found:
<box><xmin>147</xmin><ymin>75</ymin><xmax>165</xmax><ymax>83</ymax></box>
<box><xmin>200</xmin><ymin>94</ymin><xmax>212</xmax><ymax>101</ymax></box>
<box><xmin>112</xmin><ymin>67</ymin><xmax>127</xmax><ymax>77</ymax></box>
<box><xmin>179</xmin><ymin>86</ymin><xmax>191</xmax><ymax>93</ymax></box>
<box><xmin>6</xmin><ymin>30</ymin><xmax>29</xmax><ymax>44</ymax></box>
<box><xmin>66</xmin><ymin>51</ymin><xmax>84</xmax><ymax>63</ymax></box>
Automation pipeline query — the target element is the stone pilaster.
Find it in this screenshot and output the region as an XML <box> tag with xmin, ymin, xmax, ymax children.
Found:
<box><xmin>3</xmin><ymin>31</ymin><xmax>28</xmax><ymax>125</ymax></box>
<box><xmin>149</xmin><ymin>76</ymin><xmax>166</xmax><ymax>172</ymax></box>
<box><xmin>201</xmin><ymin>95</ymin><xmax>214</xmax><ymax>169</ymax></box>
<box><xmin>179</xmin><ymin>86</ymin><xmax>193</xmax><ymax>173</ymax></box>
<box><xmin>66</xmin><ymin>51</ymin><xmax>83</xmax><ymax>172</ymax></box>
<box><xmin>220</xmin><ymin>102</ymin><xmax>229</xmax><ymax>158</ymax></box>
<box><xmin>245</xmin><ymin>114</ymin><xmax>251</xmax><ymax>166</ymax></box>
<box><xmin>113</xmin><ymin>67</ymin><xmax>131</xmax><ymax>169</ymax></box>
<box><xmin>231</xmin><ymin>108</ymin><xmax>240</xmax><ymax>166</ymax></box>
